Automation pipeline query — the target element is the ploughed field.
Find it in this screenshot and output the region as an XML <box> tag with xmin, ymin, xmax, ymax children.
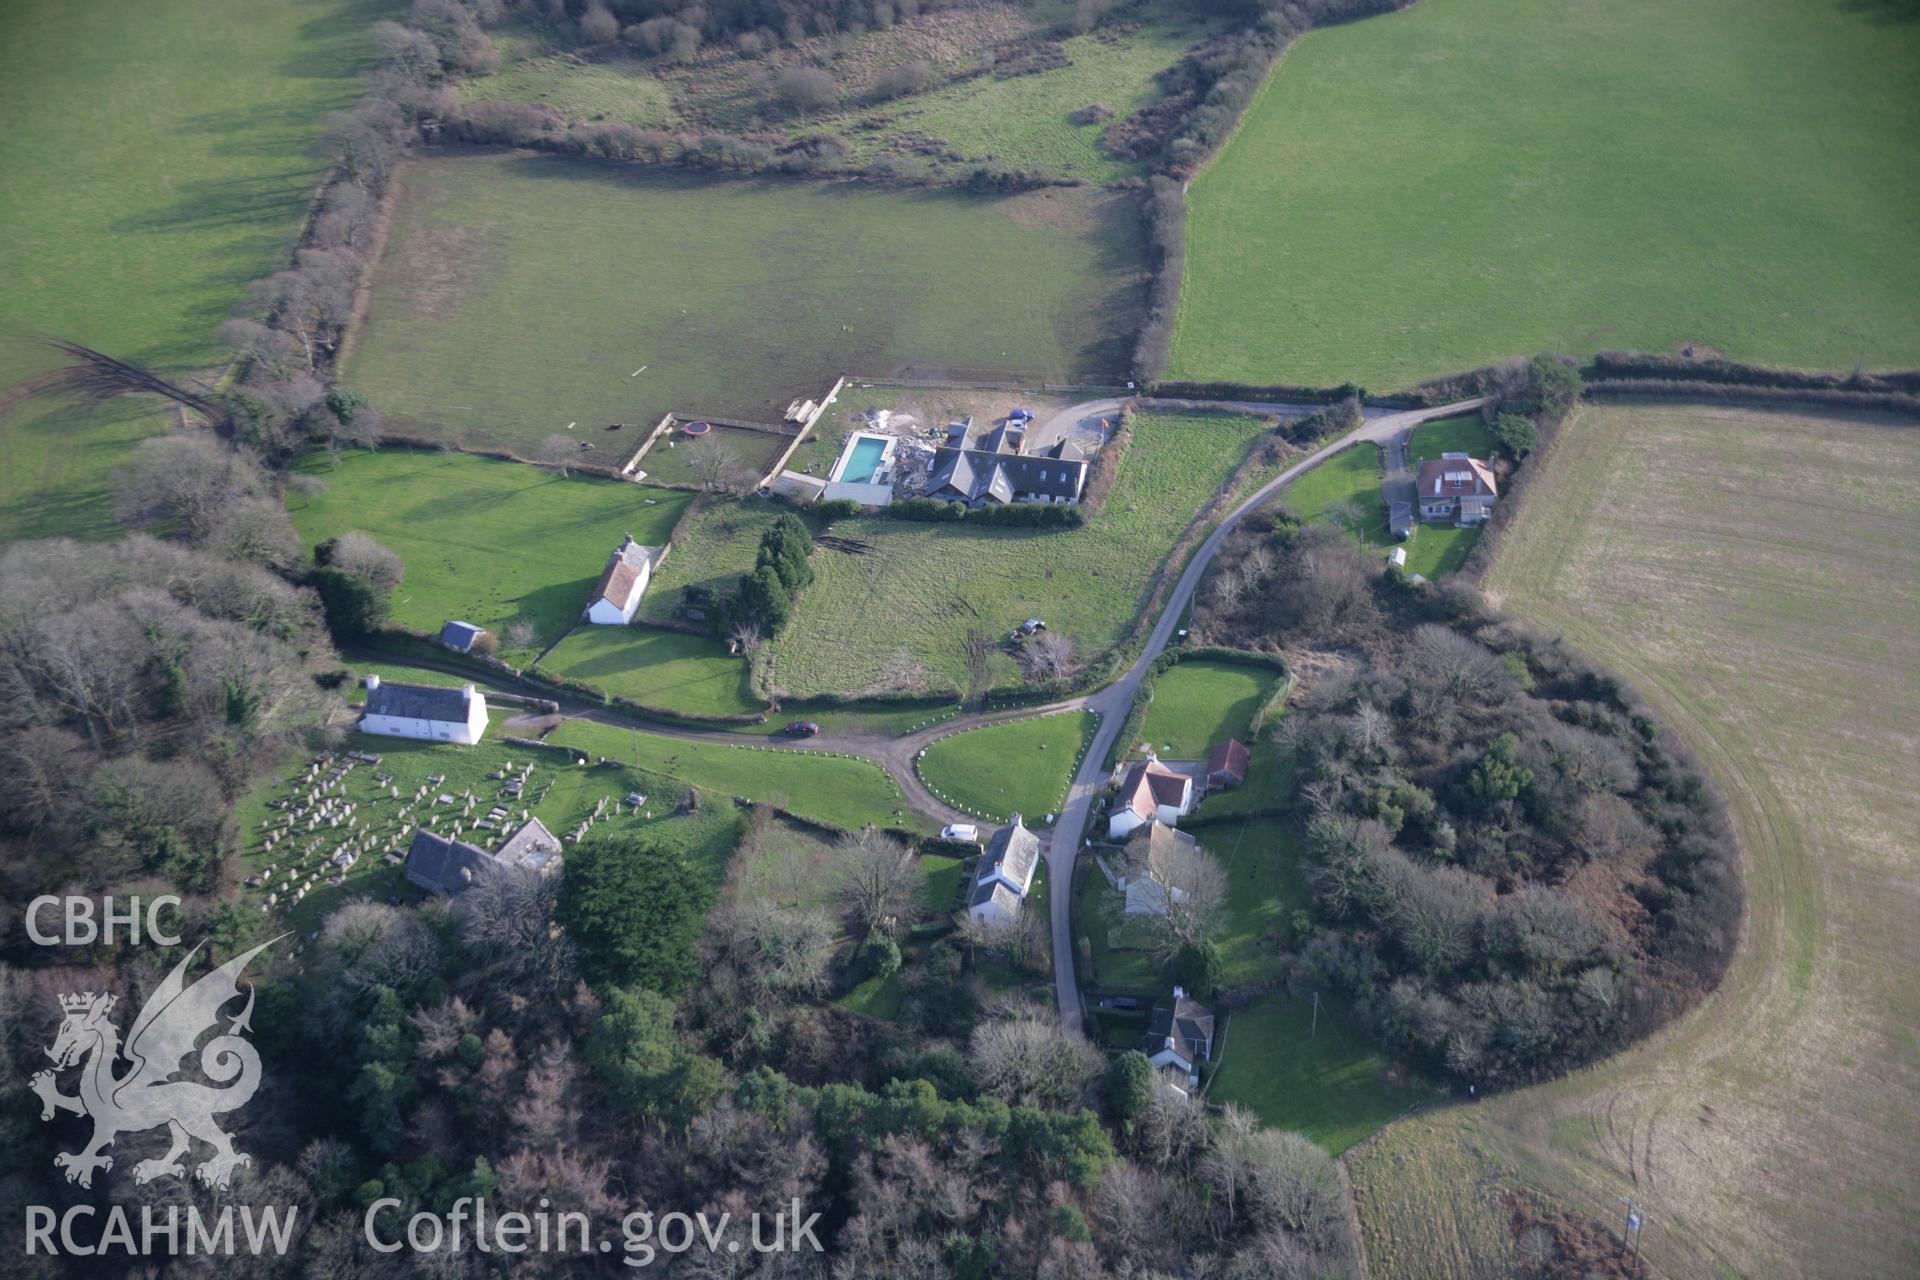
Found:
<box><xmin>1348</xmin><ymin>404</ymin><xmax>1920</xmax><ymax>1279</ymax></box>
<box><xmin>342</xmin><ymin>152</ymin><xmax>1146</xmax><ymax>452</ymax></box>
<box><xmin>1171</xmin><ymin>0</ymin><xmax>1920</xmax><ymax>390</ymax></box>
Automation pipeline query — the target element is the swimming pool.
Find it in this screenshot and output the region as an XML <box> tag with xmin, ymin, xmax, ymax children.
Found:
<box><xmin>833</xmin><ymin>434</ymin><xmax>889</xmax><ymax>484</ymax></box>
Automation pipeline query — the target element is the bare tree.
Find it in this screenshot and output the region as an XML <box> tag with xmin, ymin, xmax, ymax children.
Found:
<box><xmin>535</xmin><ymin>432</ymin><xmax>580</xmax><ymax>477</ymax></box>
<box><xmin>113</xmin><ymin>434</ymin><xmax>271</xmax><ymax>540</ymax></box>
<box><xmin>498</xmin><ymin>618</ymin><xmax>536</xmax><ymax>652</ymax></box>
<box><xmin>203</xmin><ymin>496</ymin><xmax>304</xmax><ymax>571</ymax></box>
<box><xmin>1015</xmin><ymin>631</ymin><xmax>1076</xmax><ymax>683</ymax></box>
<box><xmin>967</xmin><ymin>1001</ymin><xmax>1101</xmax><ymax>1108</ymax></box>
<box><xmin>685</xmin><ymin>432</ymin><xmax>747</xmax><ymax>492</ymax></box>
<box><xmin>832</xmin><ymin>827</ymin><xmax>923</xmax><ymax>935</ymax></box>
<box><xmin>878</xmin><ymin>645</ymin><xmax>928</xmax><ymax>693</ymax></box>
<box><xmin>728</xmin><ymin>619</ymin><xmax>764</xmax><ymax>655</ymax></box>
<box><xmin>1209</xmin><ymin>568</ymin><xmax>1244</xmax><ymax>613</ymax></box>
<box><xmin>323</xmin><ymin>531</ymin><xmax>404</xmax><ymax>592</ymax></box>
<box><xmin>1120</xmin><ymin>828</ymin><xmax>1229</xmax><ymax>961</ymax></box>
<box><xmin>462</xmin><ymin>864</ymin><xmax>579</xmax><ymax>996</ymax></box>
<box><xmin>961</xmin><ymin>627</ymin><xmax>994</xmax><ymax>710</ymax></box>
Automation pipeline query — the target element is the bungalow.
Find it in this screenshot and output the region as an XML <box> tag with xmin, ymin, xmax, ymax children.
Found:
<box><xmin>405</xmin><ymin>816</ymin><xmax>563</xmax><ymax>896</ymax></box>
<box><xmin>1141</xmin><ymin>987</ymin><xmax>1216</xmax><ymax>1085</ymax></box>
<box><xmin>1109</xmin><ymin>756</ymin><xmax>1195</xmax><ymax>840</ymax></box>
<box><xmin>1117</xmin><ymin>821</ymin><xmax>1197</xmax><ymax>916</ymax></box>
<box><xmin>924</xmin><ymin>440</ymin><xmax>1088</xmax><ymax>507</ymax></box>
<box><xmin>967</xmin><ymin>815</ymin><xmax>1041</xmax><ymax>929</ymax></box>
<box><xmin>439</xmin><ymin>620</ymin><xmax>487</xmax><ymax>654</ymax></box>
<box><xmin>1206</xmin><ymin>738</ymin><xmax>1250</xmax><ymax>789</ymax></box>
<box><xmin>361</xmin><ymin>675</ymin><xmax>488</xmax><ymax>745</ymax></box>
<box><xmin>1415</xmin><ymin>453</ymin><xmax>1498</xmax><ymax>525</ymax></box>
<box><xmin>585</xmin><ymin>534</ymin><xmax>662</xmax><ymax>625</ymax></box>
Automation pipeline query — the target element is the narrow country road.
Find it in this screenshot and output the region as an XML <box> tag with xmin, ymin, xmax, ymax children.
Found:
<box><xmin>1032</xmin><ymin>396</ymin><xmax>1490</xmax><ymax>1028</ymax></box>
<box><xmin>351</xmin><ymin>393</ymin><xmax>1491</xmax><ymax>1028</ymax></box>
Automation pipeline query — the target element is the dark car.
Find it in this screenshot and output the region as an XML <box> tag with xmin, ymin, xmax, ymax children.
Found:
<box><xmin>1097</xmin><ymin>996</ymin><xmax>1141</xmax><ymax>1011</ymax></box>
<box><xmin>783</xmin><ymin>721</ymin><xmax>821</xmax><ymax>737</ymax></box>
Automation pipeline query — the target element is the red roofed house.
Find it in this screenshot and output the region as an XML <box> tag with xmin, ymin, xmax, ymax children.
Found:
<box><xmin>1109</xmin><ymin>755</ymin><xmax>1195</xmax><ymax>840</ymax></box>
<box><xmin>584</xmin><ymin>535</ymin><xmax>662</xmax><ymax>625</ymax></box>
<box><xmin>1206</xmin><ymin>738</ymin><xmax>1250</xmax><ymax>789</ymax></box>
<box><xmin>1415</xmin><ymin>453</ymin><xmax>1498</xmax><ymax>525</ymax></box>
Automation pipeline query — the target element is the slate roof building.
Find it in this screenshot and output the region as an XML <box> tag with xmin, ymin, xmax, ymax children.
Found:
<box><xmin>967</xmin><ymin>814</ymin><xmax>1041</xmax><ymax>929</ymax></box>
<box><xmin>1141</xmin><ymin>987</ymin><xmax>1216</xmax><ymax>1084</ymax></box>
<box><xmin>1109</xmin><ymin>756</ymin><xmax>1195</xmax><ymax>839</ymax></box>
<box><xmin>439</xmin><ymin>620</ymin><xmax>486</xmax><ymax>654</ymax></box>
<box><xmin>361</xmin><ymin>674</ymin><xmax>488</xmax><ymax>746</ymax></box>
<box><xmin>924</xmin><ymin>438</ymin><xmax>1088</xmax><ymax>507</ymax></box>
<box><xmin>405</xmin><ymin>816</ymin><xmax>564</xmax><ymax>896</ymax></box>
<box><xmin>1415</xmin><ymin>453</ymin><xmax>1499</xmax><ymax>525</ymax></box>
<box><xmin>585</xmin><ymin>535</ymin><xmax>662</xmax><ymax>625</ymax></box>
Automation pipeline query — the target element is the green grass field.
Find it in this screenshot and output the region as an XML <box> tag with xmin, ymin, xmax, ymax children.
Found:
<box><xmin>1170</xmin><ymin>0</ymin><xmax>1920</xmax><ymax>389</ymax></box>
<box><xmin>768</xmin><ymin>411</ymin><xmax>1279</xmax><ymax>696</ymax></box>
<box><xmin>538</xmin><ymin>626</ymin><xmax>764</xmax><ymax>717</ymax></box>
<box><xmin>547</xmin><ymin>717</ymin><xmax>923</xmax><ymax>834</ymax></box>
<box><xmin>289</xmin><ymin>449</ymin><xmax>692</xmax><ymax>660</ymax></box>
<box><xmin>1283</xmin><ymin>436</ymin><xmax>1478</xmax><ymax>579</ymax></box>
<box><xmin>343</xmin><ymin>152</ymin><xmax>1145</xmax><ymax>451</ymax></box>
<box><xmin>1138</xmin><ymin>659</ymin><xmax>1275</xmax><ymax>757</ymax></box>
<box><xmin>0</xmin><ymin>0</ymin><xmax>379</xmax><ymax>541</ymax></box>
<box><xmin>1210</xmin><ymin>996</ymin><xmax>1426</xmax><ymax>1155</ymax></box>
<box><xmin>916</xmin><ymin>711</ymin><xmax>1096</xmax><ymax>822</ymax></box>
<box><xmin>1351</xmin><ymin>404</ymin><xmax>1920</xmax><ymax>1279</ymax></box>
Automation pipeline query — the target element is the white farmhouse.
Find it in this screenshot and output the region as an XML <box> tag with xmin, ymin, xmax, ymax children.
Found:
<box><xmin>360</xmin><ymin>674</ymin><xmax>488</xmax><ymax>745</ymax></box>
<box><xmin>967</xmin><ymin>815</ymin><xmax>1041</xmax><ymax>930</ymax></box>
<box><xmin>1108</xmin><ymin>756</ymin><xmax>1195</xmax><ymax>840</ymax></box>
<box><xmin>584</xmin><ymin>535</ymin><xmax>662</xmax><ymax>625</ymax></box>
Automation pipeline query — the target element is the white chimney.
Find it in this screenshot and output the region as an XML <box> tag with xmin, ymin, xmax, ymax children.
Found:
<box><xmin>365</xmin><ymin>673</ymin><xmax>380</xmax><ymax>690</ymax></box>
<box><xmin>1173</xmin><ymin>985</ymin><xmax>1185</xmax><ymax>1000</ymax></box>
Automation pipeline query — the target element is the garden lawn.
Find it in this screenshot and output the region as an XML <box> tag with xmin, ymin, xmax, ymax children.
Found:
<box><xmin>1139</xmin><ymin>659</ymin><xmax>1275</xmax><ymax>758</ymax></box>
<box><xmin>1210</xmin><ymin>996</ymin><xmax>1426</xmax><ymax>1155</ymax></box>
<box><xmin>289</xmin><ymin>449</ymin><xmax>691</xmax><ymax>661</ymax></box>
<box><xmin>636</xmin><ymin>422</ymin><xmax>793</xmax><ymax>488</ymax></box>
<box><xmin>917</xmin><ymin>712</ymin><xmax>1096</xmax><ymax>823</ymax></box>
<box><xmin>343</xmin><ymin>152</ymin><xmax>1145</xmax><ymax>451</ymax></box>
<box><xmin>0</xmin><ymin>0</ymin><xmax>377</xmax><ymax>541</ymax></box>
<box><xmin>538</xmin><ymin>626</ymin><xmax>764</xmax><ymax>718</ymax></box>
<box><xmin>1170</xmin><ymin>0</ymin><xmax>1920</xmax><ymax>389</ymax></box>
<box><xmin>547</xmin><ymin>717</ymin><xmax>924</xmax><ymax>834</ymax></box>
<box><xmin>1284</xmin><ymin>440</ymin><xmax>1474</xmax><ymax>579</ymax></box>
<box><xmin>1189</xmin><ymin>815</ymin><xmax>1304</xmax><ymax>987</ymax></box>
<box><xmin>770</xmin><ymin>411</ymin><xmax>1279</xmax><ymax>696</ymax></box>
<box><xmin>637</xmin><ymin>498</ymin><xmax>799</xmax><ymax>628</ymax></box>
<box><xmin>1080</xmin><ymin>871</ymin><xmax>1159</xmax><ymax>991</ymax></box>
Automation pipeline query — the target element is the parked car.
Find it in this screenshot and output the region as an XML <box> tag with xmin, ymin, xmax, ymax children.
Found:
<box><xmin>1020</xmin><ymin>618</ymin><xmax>1046</xmax><ymax>635</ymax></box>
<box><xmin>782</xmin><ymin>721</ymin><xmax>821</xmax><ymax>737</ymax></box>
<box><xmin>1098</xmin><ymin>996</ymin><xmax>1141</xmax><ymax>1011</ymax></box>
<box><xmin>940</xmin><ymin>824</ymin><xmax>979</xmax><ymax>842</ymax></box>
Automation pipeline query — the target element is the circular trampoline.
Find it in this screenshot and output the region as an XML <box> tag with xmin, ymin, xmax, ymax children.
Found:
<box><xmin>681</xmin><ymin>421</ymin><xmax>712</xmax><ymax>436</ymax></box>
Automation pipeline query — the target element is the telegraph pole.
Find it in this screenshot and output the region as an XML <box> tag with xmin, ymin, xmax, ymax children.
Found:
<box><xmin>1310</xmin><ymin>990</ymin><xmax>1321</xmax><ymax>1038</ymax></box>
<box><xmin>1620</xmin><ymin>1196</ymin><xmax>1650</xmax><ymax>1272</ymax></box>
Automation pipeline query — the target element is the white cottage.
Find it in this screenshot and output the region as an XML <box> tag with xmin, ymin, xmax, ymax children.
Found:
<box><xmin>360</xmin><ymin>674</ymin><xmax>488</xmax><ymax>745</ymax></box>
<box><xmin>585</xmin><ymin>535</ymin><xmax>662</xmax><ymax>625</ymax></box>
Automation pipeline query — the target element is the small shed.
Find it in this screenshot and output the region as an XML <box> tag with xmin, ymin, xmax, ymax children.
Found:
<box><xmin>1387</xmin><ymin>547</ymin><xmax>1408</xmax><ymax>569</ymax></box>
<box><xmin>439</xmin><ymin>620</ymin><xmax>486</xmax><ymax>654</ymax></box>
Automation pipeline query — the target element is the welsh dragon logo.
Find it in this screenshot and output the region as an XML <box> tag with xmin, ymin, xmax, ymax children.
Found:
<box><xmin>29</xmin><ymin>937</ymin><xmax>284</xmax><ymax>1190</ymax></box>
